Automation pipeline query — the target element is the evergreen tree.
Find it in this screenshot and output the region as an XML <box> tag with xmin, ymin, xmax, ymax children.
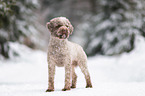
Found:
<box><xmin>75</xmin><ymin>0</ymin><xmax>145</xmax><ymax>56</ymax></box>
<box><xmin>0</xmin><ymin>0</ymin><xmax>38</xmax><ymax>58</ymax></box>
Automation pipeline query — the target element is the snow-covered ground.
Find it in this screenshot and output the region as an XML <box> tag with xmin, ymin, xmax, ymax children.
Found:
<box><xmin>0</xmin><ymin>36</ymin><xmax>145</xmax><ymax>96</ymax></box>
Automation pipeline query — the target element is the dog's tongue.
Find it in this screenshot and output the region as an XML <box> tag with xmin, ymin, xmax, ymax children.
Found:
<box><xmin>62</xmin><ymin>34</ymin><xmax>66</xmax><ymax>39</ymax></box>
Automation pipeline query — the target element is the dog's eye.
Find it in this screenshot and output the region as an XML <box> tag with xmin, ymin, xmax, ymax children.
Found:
<box><xmin>56</xmin><ymin>25</ymin><xmax>61</xmax><ymax>28</ymax></box>
<box><xmin>66</xmin><ymin>25</ymin><xmax>69</xmax><ymax>28</ymax></box>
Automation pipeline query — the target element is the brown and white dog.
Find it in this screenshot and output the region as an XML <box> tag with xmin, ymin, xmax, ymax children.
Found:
<box><xmin>46</xmin><ymin>17</ymin><xmax>92</xmax><ymax>92</ymax></box>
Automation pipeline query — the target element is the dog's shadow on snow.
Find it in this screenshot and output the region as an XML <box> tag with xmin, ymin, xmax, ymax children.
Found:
<box><xmin>0</xmin><ymin>82</ymin><xmax>92</xmax><ymax>93</ymax></box>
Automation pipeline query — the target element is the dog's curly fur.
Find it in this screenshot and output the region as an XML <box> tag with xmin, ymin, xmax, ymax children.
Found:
<box><xmin>46</xmin><ymin>17</ymin><xmax>92</xmax><ymax>92</ymax></box>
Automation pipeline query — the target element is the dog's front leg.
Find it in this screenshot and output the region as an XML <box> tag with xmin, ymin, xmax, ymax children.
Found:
<box><xmin>46</xmin><ymin>61</ymin><xmax>55</xmax><ymax>92</ymax></box>
<box><xmin>62</xmin><ymin>61</ymin><xmax>72</xmax><ymax>91</ymax></box>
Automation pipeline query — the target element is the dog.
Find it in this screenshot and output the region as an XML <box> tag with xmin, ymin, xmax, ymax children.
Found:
<box><xmin>46</xmin><ymin>17</ymin><xmax>92</xmax><ymax>92</ymax></box>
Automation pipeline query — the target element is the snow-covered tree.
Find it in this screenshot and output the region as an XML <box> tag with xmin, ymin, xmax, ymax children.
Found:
<box><xmin>74</xmin><ymin>0</ymin><xmax>145</xmax><ymax>56</ymax></box>
<box><xmin>0</xmin><ymin>0</ymin><xmax>38</xmax><ymax>58</ymax></box>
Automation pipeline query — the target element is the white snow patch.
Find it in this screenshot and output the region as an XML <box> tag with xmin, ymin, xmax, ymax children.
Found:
<box><xmin>0</xmin><ymin>36</ymin><xmax>145</xmax><ymax>96</ymax></box>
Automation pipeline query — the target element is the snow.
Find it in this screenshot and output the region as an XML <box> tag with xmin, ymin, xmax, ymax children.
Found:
<box><xmin>0</xmin><ymin>36</ymin><xmax>145</xmax><ymax>96</ymax></box>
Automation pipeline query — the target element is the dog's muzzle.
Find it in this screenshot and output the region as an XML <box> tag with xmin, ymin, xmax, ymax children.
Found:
<box><xmin>57</xmin><ymin>26</ymin><xmax>70</xmax><ymax>39</ymax></box>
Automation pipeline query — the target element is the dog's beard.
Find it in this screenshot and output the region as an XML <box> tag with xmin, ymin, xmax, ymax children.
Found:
<box><xmin>56</xmin><ymin>26</ymin><xmax>69</xmax><ymax>39</ymax></box>
<box><xmin>57</xmin><ymin>33</ymin><xmax>69</xmax><ymax>39</ymax></box>
<box><xmin>59</xmin><ymin>34</ymin><xmax>67</xmax><ymax>39</ymax></box>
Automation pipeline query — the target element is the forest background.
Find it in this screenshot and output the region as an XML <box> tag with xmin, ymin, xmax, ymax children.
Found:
<box><xmin>0</xmin><ymin>0</ymin><xmax>145</xmax><ymax>59</ymax></box>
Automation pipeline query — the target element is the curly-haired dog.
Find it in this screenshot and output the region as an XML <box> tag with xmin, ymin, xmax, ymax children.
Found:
<box><xmin>46</xmin><ymin>17</ymin><xmax>92</xmax><ymax>92</ymax></box>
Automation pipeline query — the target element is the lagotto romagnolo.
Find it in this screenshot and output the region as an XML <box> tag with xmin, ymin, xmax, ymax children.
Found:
<box><xmin>46</xmin><ymin>17</ymin><xmax>92</xmax><ymax>92</ymax></box>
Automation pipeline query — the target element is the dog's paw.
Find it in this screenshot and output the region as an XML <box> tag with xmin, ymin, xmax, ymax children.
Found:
<box><xmin>86</xmin><ymin>84</ymin><xmax>93</xmax><ymax>88</ymax></box>
<box><xmin>71</xmin><ymin>85</ymin><xmax>76</xmax><ymax>89</ymax></box>
<box><xmin>62</xmin><ymin>88</ymin><xmax>71</xmax><ymax>91</ymax></box>
<box><xmin>46</xmin><ymin>88</ymin><xmax>54</xmax><ymax>92</ymax></box>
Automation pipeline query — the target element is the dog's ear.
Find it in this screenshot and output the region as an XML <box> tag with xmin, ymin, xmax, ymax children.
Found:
<box><xmin>46</xmin><ymin>22</ymin><xmax>50</xmax><ymax>29</ymax></box>
<box><xmin>69</xmin><ymin>24</ymin><xmax>73</xmax><ymax>35</ymax></box>
<box><xmin>46</xmin><ymin>22</ymin><xmax>53</xmax><ymax>32</ymax></box>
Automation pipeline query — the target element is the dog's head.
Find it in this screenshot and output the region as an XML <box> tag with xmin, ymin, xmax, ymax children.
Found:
<box><xmin>46</xmin><ymin>17</ymin><xmax>73</xmax><ymax>39</ymax></box>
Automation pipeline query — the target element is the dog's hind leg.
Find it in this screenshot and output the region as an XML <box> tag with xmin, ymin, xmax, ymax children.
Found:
<box><xmin>78</xmin><ymin>60</ymin><xmax>92</xmax><ymax>88</ymax></box>
<box><xmin>71</xmin><ymin>65</ymin><xmax>77</xmax><ymax>88</ymax></box>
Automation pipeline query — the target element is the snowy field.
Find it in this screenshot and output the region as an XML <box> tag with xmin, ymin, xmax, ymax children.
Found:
<box><xmin>0</xmin><ymin>36</ymin><xmax>145</xmax><ymax>96</ymax></box>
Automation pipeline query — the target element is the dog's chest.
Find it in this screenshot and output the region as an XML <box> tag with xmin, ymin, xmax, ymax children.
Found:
<box><xmin>49</xmin><ymin>45</ymin><xmax>67</xmax><ymax>56</ymax></box>
<box><xmin>48</xmin><ymin>44</ymin><xmax>70</xmax><ymax>67</ymax></box>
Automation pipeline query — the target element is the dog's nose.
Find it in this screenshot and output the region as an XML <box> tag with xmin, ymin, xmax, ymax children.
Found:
<box><xmin>62</xmin><ymin>29</ymin><xmax>67</xmax><ymax>34</ymax></box>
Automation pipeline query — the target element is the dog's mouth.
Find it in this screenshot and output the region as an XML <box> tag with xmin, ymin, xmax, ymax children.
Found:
<box><xmin>59</xmin><ymin>34</ymin><xmax>67</xmax><ymax>39</ymax></box>
<box><xmin>56</xmin><ymin>26</ymin><xmax>69</xmax><ymax>39</ymax></box>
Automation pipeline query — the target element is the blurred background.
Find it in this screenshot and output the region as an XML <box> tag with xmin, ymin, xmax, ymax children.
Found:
<box><xmin>0</xmin><ymin>0</ymin><xmax>145</xmax><ymax>59</ymax></box>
